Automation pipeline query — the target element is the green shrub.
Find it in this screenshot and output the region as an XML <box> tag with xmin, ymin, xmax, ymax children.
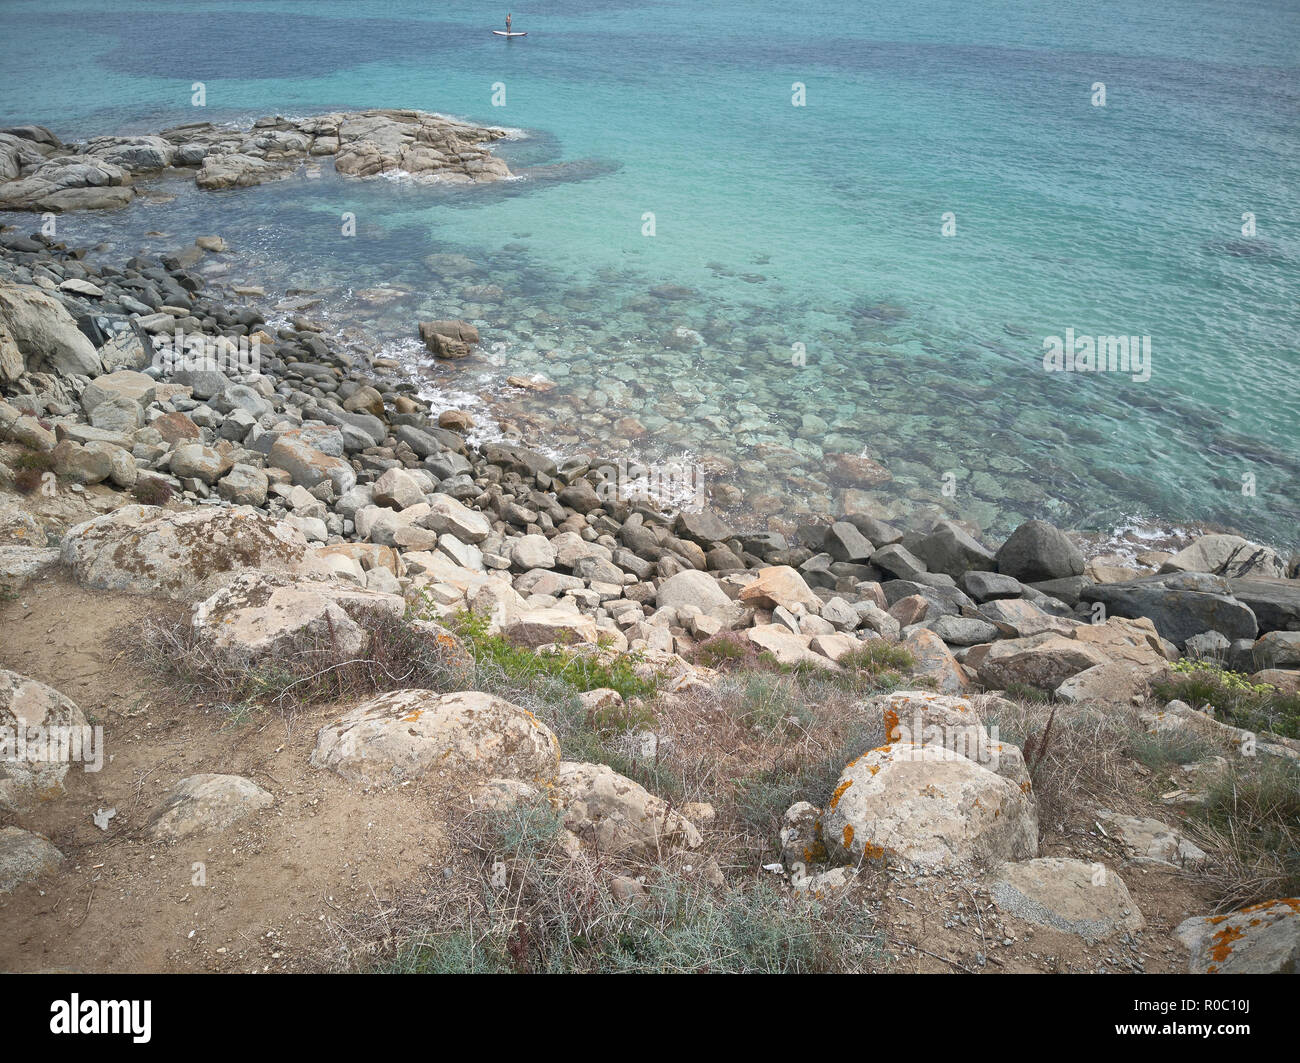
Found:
<box><xmin>448</xmin><ymin>609</ymin><xmax>660</xmax><ymax>703</ymax></box>
<box><xmin>1153</xmin><ymin>660</ymin><xmax>1300</xmax><ymax>739</ymax></box>
<box><xmin>11</xmin><ymin>448</ymin><xmax>56</xmax><ymax>472</ymax></box>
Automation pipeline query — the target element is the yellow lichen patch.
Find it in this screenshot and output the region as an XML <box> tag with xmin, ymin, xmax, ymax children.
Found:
<box><xmin>400</xmin><ymin>709</ymin><xmax>424</xmax><ymax>723</ymax></box>
<box><xmin>862</xmin><ymin>841</ymin><xmax>885</xmax><ymax>860</ymax></box>
<box><xmin>829</xmin><ymin>779</ymin><xmax>853</xmax><ymax>810</ymax></box>
<box><xmin>1020</xmin><ymin>780</ymin><xmax>1033</xmax><ymax>793</ymax></box>
<box><xmin>868</xmin><ymin>765</ymin><xmax>881</xmax><ymax>776</ymax></box>
<box><xmin>842</xmin><ymin>824</ymin><xmax>854</xmax><ymax>849</ymax></box>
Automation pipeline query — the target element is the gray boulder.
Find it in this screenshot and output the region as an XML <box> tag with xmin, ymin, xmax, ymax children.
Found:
<box><xmin>995</xmin><ymin>520</ymin><xmax>1084</xmax><ymax>581</ymax></box>
<box><xmin>0</xmin><ymin>283</ymin><xmax>102</xmax><ymax>377</ymax></box>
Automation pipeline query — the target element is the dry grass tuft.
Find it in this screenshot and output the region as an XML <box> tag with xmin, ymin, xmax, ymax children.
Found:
<box><xmin>327</xmin><ymin>796</ymin><xmax>886</xmax><ymax>974</ymax></box>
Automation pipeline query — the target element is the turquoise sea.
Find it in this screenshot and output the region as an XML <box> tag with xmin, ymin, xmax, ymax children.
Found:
<box><xmin>2</xmin><ymin>0</ymin><xmax>1298</xmax><ymax>546</ymax></box>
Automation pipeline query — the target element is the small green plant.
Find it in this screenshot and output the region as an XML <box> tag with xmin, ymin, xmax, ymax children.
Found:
<box><xmin>1001</xmin><ymin>681</ymin><xmax>1053</xmax><ymax>704</ymax></box>
<box><xmin>719</xmin><ymin>672</ymin><xmax>811</xmax><ymax>733</ymax></box>
<box><xmin>448</xmin><ymin>610</ymin><xmax>660</xmax><ymax>703</ymax></box>
<box><xmin>12</xmin><ymin>448</ymin><xmax>56</xmax><ymax>472</ymax></box>
<box><xmin>692</xmin><ymin>631</ymin><xmax>752</xmax><ymax>668</ymax></box>
<box><xmin>1153</xmin><ymin>660</ymin><xmax>1300</xmax><ymax>739</ymax></box>
<box><xmin>839</xmin><ymin>642</ymin><xmax>915</xmax><ymax>676</ymax></box>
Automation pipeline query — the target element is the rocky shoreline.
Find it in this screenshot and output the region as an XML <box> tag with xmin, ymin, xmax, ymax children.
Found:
<box><xmin>2</xmin><ymin>126</ymin><xmax>1299</xmax><ymax>973</ymax></box>
<box><xmin>0</xmin><ymin>110</ymin><xmax>512</xmax><ymax>213</ymax></box>
<box><xmin>1</xmin><ymin>222</ymin><xmax>1297</xmax><ymax>688</ymax></box>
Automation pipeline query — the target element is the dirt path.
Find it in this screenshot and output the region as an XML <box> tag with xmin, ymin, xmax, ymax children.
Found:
<box><xmin>0</xmin><ymin>573</ymin><xmax>450</xmax><ymax>973</ymax></box>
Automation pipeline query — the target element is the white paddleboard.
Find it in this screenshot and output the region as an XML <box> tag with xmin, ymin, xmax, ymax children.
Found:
<box><xmin>493</xmin><ymin>30</ymin><xmax>527</xmax><ymax>36</ymax></box>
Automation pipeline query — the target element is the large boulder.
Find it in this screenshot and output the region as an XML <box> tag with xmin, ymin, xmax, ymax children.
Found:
<box><xmin>216</xmin><ymin>464</ymin><xmax>269</xmax><ymax>506</ymax></box>
<box><xmin>504</xmin><ymin>608</ymin><xmax>600</xmax><ymax>648</ymax></box>
<box><xmin>989</xmin><ymin>858</ymin><xmax>1143</xmax><ymax>943</ymax></box>
<box><xmin>1161</xmin><ymin>534</ymin><xmax>1286</xmax><ymax>580</ymax></box>
<box><xmin>79</xmin><ymin>368</ymin><xmax>156</xmax><ymax>413</ymax></box>
<box><xmin>821</xmin><ymin>742</ymin><xmax>1037</xmax><ymax>869</ymax></box>
<box><xmin>1080</xmin><ymin>581</ymin><xmax>1257</xmax><ymax>646</ymax></box>
<box><xmin>823</xmin><ymin>521</ymin><xmax>875</xmax><ymax>563</ymax></box>
<box><xmin>0</xmin><ymin>283</ymin><xmax>102</xmax><ymax>377</ymax></box>
<box><xmin>1176</xmin><ymin>899</ymin><xmax>1300</xmax><ymax>974</ymax></box>
<box><xmin>191</xmin><ymin>571</ymin><xmax>404</xmax><ymax>665</ymax></box>
<box><xmin>748</xmin><ymin>624</ymin><xmax>837</xmax><ymax>670</ymax></box>
<box><xmin>555</xmin><ymin>760</ymin><xmax>701</xmax><ymax>856</ymax></box>
<box><xmin>872</xmin><ymin>689</ymin><xmax>1032</xmax><ymax>789</ymax></box>
<box><xmin>0</xmin><ymin>398</ymin><xmax>55</xmax><ymax>450</ymax></box>
<box><xmin>673</xmin><ymin>509</ymin><xmax>734</xmax><ymax>547</ymax></box>
<box><xmin>0</xmin><ymin>155</ymin><xmax>133</xmax><ymax>212</ymax></box>
<box><xmin>978</xmin><ymin>598</ymin><xmax>1076</xmax><ymax>638</ymax></box>
<box><xmin>146</xmin><ymin>774</ymin><xmax>273</xmax><ymax>841</ymax></box>
<box><xmin>0</xmin><ymin>544</ymin><xmax>60</xmax><ymax>592</ymax></box>
<box><xmin>1226</xmin><ymin>577</ymin><xmax>1300</xmax><ymax>633</ymax></box>
<box><xmin>738</xmin><ymin>565</ymin><xmax>821</xmax><ymax>612</ymax></box>
<box><xmin>911</xmin><ymin>520</ymin><xmax>995</xmax><ymax>578</ymax></box>
<box><xmin>0</xmin><ymin>670</ymin><xmax>90</xmax><ymax>811</ymax></box>
<box><xmin>900</xmin><ymin>628</ymin><xmax>970</xmax><ymax>694</ymax></box>
<box><xmin>169</xmin><ymin>442</ymin><xmax>232</xmax><ymax>484</ymax></box>
<box><xmin>1054</xmin><ymin>661</ymin><xmax>1163</xmax><ymax>707</ymax></box>
<box><xmin>995</xmin><ymin>520</ymin><xmax>1084</xmax><ymax>582</ymax></box>
<box><xmin>655</xmin><ymin>569</ymin><xmax>737</xmax><ymax>624</ymax></box>
<box><xmin>419</xmin><ymin>493</ymin><xmax>491</xmax><ymax>544</ymax></box>
<box><xmin>196</xmin><ymin>152</ymin><xmax>294</xmax><ymax>189</ymax></box>
<box><xmin>972</xmin><ymin>633</ymin><xmax>1109</xmax><ymax>692</ymax></box>
<box><xmin>1255</xmin><ymin>631</ymin><xmax>1300</xmax><ymax>669</ymax></box>
<box><xmin>419</xmin><ymin>319</ymin><xmax>479</xmax><ymax>360</ymax></box>
<box><xmin>85</xmin><ymin>134</ymin><xmax>176</xmax><ymax>172</ymax></box>
<box><xmin>268</xmin><ymin>431</ymin><xmax>356</xmax><ymax>494</ymax></box>
<box><xmin>310</xmin><ymin>690</ymin><xmax>561</xmax><ymax>788</ymax></box>
<box><xmin>60</xmin><ymin>505</ymin><xmax>309</xmax><ymax>598</ymax></box>
<box><xmin>371</xmin><ymin>467</ymin><xmax>426</xmax><ymax>510</ymax></box>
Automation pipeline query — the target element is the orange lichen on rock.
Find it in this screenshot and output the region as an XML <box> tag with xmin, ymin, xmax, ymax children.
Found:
<box><xmin>842</xmin><ymin>824</ymin><xmax>854</xmax><ymax>849</ymax></box>
<box><xmin>829</xmin><ymin>779</ymin><xmax>853</xmax><ymax>810</ymax></box>
<box><xmin>1209</xmin><ymin>924</ymin><xmax>1247</xmax><ymax>967</ymax></box>
<box><xmin>883</xmin><ymin>707</ymin><xmax>900</xmax><ymax>740</ymax></box>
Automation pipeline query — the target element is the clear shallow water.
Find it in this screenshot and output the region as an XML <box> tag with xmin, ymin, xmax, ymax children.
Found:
<box><xmin>2</xmin><ymin>0</ymin><xmax>1298</xmax><ymax>545</ymax></box>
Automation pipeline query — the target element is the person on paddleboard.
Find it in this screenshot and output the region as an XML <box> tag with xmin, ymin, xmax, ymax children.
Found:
<box><xmin>506</xmin><ymin>13</ymin><xmax>512</xmax><ymax>33</ymax></box>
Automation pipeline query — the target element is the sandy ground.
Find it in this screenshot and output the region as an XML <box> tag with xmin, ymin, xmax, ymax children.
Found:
<box><xmin>0</xmin><ymin>572</ymin><xmax>452</xmax><ymax>973</ymax></box>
